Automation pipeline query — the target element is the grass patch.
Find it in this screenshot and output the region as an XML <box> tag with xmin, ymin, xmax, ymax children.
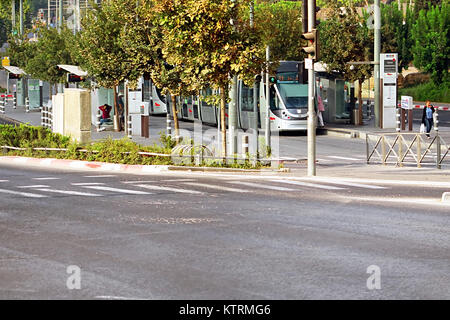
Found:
<box><xmin>399</xmin><ymin>80</ymin><xmax>450</xmax><ymax>103</ymax></box>
<box><xmin>0</xmin><ymin>124</ymin><xmax>268</xmax><ymax>169</ymax></box>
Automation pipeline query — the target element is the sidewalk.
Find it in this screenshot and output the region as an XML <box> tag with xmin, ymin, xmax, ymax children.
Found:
<box><xmin>324</xmin><ymin>116</ymin><xmax>450</xmax><ymax>141</ymax></box>
<box><xmin>2</xmin><ymin>102</ymin><xmax>450</xmax><ymax>143</ymax></box>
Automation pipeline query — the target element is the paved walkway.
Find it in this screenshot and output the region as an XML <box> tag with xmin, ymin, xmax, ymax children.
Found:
<box><xmin>2</xmin><ymin>101</ymin><xmax>450</xmax><ymax>145</ymax></box>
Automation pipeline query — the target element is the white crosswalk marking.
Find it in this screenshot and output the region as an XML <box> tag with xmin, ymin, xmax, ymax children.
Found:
<box><xmin>0</xmin><ymin>188</ymin><xmax>48</xmax><ymax>198</ymax></box>
<box><xmin>135</xmin><ymin>184</ymin><xmax>202</xmax><ymax>194</ymax></box>
<box><xmin>229</xmin><ymin>181</ymin><xmax>295</xmax><ymax>191</ymax></box>
<box><xmin>328</xmin><ymin>156</ymin><xmax>361</xmax><ymax>161</ymax></box>
<box><xmin>183</xmin><ymin>182</ymin><xmax>248</xmax><ymax>193</ymax></box>
<box><xmin>82</xmin><ymin>186</ymin><xmax>152</xmax><ymax>195</ymax></box>
<box><xmin>32</xmin><ymin>177</ymin><xmax>60</xmax><ymax>180</ymax></box>
<box><xmin>84</xmin><ymin>175</ymin><xmax>117</xmax><ymax>178</ymax></box>
<box><xmin>17</xmin><ymin>185</ymin><xmax>50</xmax><ymax>189</ymax></box>
<box><xmin>121</xmin><ymin>181</ymin><xmax>157</xmax><ymax>184</ymax></box>
<box><xmin>0</xmin><ymin>180</ymin><xmax>9</xmax><ymax>182</ymax></box>
<box><xmin>71</xmin><ymin>183</ymin><xmax>105</xmax><ymax>186</ymax></box>
<box><xmin>300</xmin><ymin>178</ymin><xmax>388</xmax><ymax>190</ymax></box>
<box><xmin>36</xmin><ymin>188</ymin><xmax>102</xmax><ymax>197</ymax></box>
<box><xmin>272</xmin><ymin>180</ymin><xmax>345</xmax><ymax>190</ymax></box>
<box><xmin>161</xmin><ymin>179</ymin><xmax>196</xmax><ymax>182</ymax></box>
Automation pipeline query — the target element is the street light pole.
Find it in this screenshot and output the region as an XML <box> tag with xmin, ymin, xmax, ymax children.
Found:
<box><xmin>374</xmin><ymin>0</ymin><xmax>381</xmax><ymax>127</ymax></box>
<box><xmin>19</xmin><ymin>0</ymin><xmax>23</xmax><ymax>36</ymax></box>
<box><xmin>11</xmin><ymin>0</ymin><xmax>16</xmax><ymax>34</ymax></box>
<box><xmin>307</xmin><ymin>0</ymin><xmax>316</xmax><ymax>176</ymax></box>
<box><xmin>265</xmin><ymin>46</ymin><xmax>271</xmax><ymax>154</ymax></box>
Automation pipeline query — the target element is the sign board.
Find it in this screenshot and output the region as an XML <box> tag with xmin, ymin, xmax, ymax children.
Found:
<box><xmin>380</xmin><ymin>53</ymin><xmax>398</xmax><ymax>80</ymax></box>
<box><xmin>305</xmin><ymin>58</ymin><xmax>313</xmax><ymax>70</ymax></box>
<box><xmin>401</xmin><ymin>96</ymin><xmax>413</xmax><ymax>109</ymax></box>
<box><xmin>2</xmin><ymin>57</ymin><xmax>10</xmax><ymax>67</ymax></box>
<box><xmin>380</xmin><ymin>53</ymin><xmax>398</xmax><ymax>128</ymax></box>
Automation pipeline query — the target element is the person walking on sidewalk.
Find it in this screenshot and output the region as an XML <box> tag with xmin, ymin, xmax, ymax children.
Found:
<box><xmin>317</xmin><ymin>94</ymin><xmax>325</xmax><ymax>127</ymax></box>
<box><xmin>422</xmin><ymin>100</ymin><xmax>435</xmax><ymax>138</ymax></box>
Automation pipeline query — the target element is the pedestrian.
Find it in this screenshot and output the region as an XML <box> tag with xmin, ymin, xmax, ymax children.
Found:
<box><xmin>117</xmin><ymin>93</ymin><xmax>125</xmax><ymax>131</ymax></box>
<box><xmin>98</xmin><ymin>104</ymin><xmax>112</xmax><ymax>125</ymax></box>
<box><xmin>317</xmin><ymin>93</ymin><xmax>325</xmax><ymax>127</ymax></box>
<box><xmin>422</xmin><ymin>100</ymin><xmax>435</xmax><ymax>138</ymax></box>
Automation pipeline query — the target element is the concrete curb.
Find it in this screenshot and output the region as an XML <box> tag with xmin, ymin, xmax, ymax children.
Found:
<box><xmin>325</xmin><ymin>128</ymin><xmax>360</xmax><ymax>139</ymax></box>
<box><xmin>0</xmin><ymin>114</ymin><xmax>24</xmax><ymax>126</ymax></box>
<box><xmin>0</xmin><ymin>156</ymin><xmax>288</xmax><ymax>174</ymax></box>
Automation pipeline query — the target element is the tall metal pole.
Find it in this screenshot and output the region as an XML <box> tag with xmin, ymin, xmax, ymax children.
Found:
<box><xmin>250</xmin><ymin>1</ymin><xmax>258</xmax><ymax>157</ymax></box>
<box><xmin>374</xmin><ymin>0</ymin><xmax>381</xmax><ymax>128</ymax></box>
<box><xmin>307</xmin><ymin>0</ymin><xmax>316</xmax><ymax>176</ymax></box>
<box><xmin>58</xmin><ymin>0</ymin><xmax>64</xmax><ymax>93</ymax></box>
<box><xmin>19</xmin><ymin>0</ymin><xmax>23</xmax><ymax>36</ymax></box>
<box><xmin>11</xmin><ymin>0</ymin><xmax>16</xmax><ymax>34</ymax></box>
<box><xmin>48</xmin><ymin>0</ymin><xmax>51</xmax><ymax>26</ymax></box>
<box><xmin>229</xmin><ymin>0</ymin><xmax>238</xmax><ymax>155</ymax></box>
<box><xmin>265</xmin><ymin>46</ymin><xmax>271</xmax><ymax>153</ymax></box>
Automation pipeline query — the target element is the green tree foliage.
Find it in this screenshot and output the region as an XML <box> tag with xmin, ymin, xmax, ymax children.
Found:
<box><xmin>253</xmin><ymin>0</ymin><xmax>306</xmax><ymax>62</ymax></box>
<box><xmin>319</xmin><ymin>0</ymin><xmax>373</xmax><ymax>118</ymax></box>
<box><xmin>76</xmin><ymin>0</ymin><xmax>142</xmax><ymax>89</ymax></box>
<box><xmin>157</xmin><ymin>0</ymin><xmax>263</xmax><ymax>156</ymax></box>
<box><xmin>5</xmin><ymin>31</ymin><xmax>36</xmax><ymax>68</ymax></box>
<box><xmin>0</xmin><ymin>0</ymin><xmax>31</xmax><ymax>43</ymax></box>
<box><xmin>411</xmin><ymin>2</ymin><xmax>449</xmax><ymax>84</ymax></box>
<box><xmin>381</xmin><ymin>2</ymin><xmax>414</xmax><ymax>71</ymax></box>
<box><xmin>23</xmin><ymin>25</ymin><xmax>76</xmax><ymax>85</ymax></box>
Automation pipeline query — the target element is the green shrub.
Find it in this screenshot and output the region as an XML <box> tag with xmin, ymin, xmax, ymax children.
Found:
<box><xmin>399</xmin><ymin>80</ymin><xmax>450</xmax><ymax>103</ymax></box>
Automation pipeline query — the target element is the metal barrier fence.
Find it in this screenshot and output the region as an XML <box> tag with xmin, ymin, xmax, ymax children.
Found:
<box><xmin>366</xmin><ymin>133</ymin><xmax>449</xmax><ymax>169</ymax></box>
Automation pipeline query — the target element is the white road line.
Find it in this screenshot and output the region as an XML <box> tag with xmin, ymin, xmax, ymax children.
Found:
<box><xmin>84</xmin><ymin>175</ymin><xmax>117</xmax><ymax>178</ymax></box>
<box><xmin>135</xmin><ymin>184</ymin><xmax>202</xmax><ymax>194</ymax></box>
<box><xmin>121</xmin><ymin>181</ymin><xmax>157</xmax><ymax>184</ymax></box>
<box><xmin>272</xmin><ymin>180</ymin><xmax>345</xmax><ymax>190</ymax></box>
<box><xmin>318</xmin><ymin>177</ymin><xmax>450</xmax><ymax>188</ymax></box>
<box><xmin>317</xmin><ymin>158</ymin><xmax>332</xmax><ymax>162</ymax></box>
<box><xmin>328</xmin><ymin>156</ymin><xmax>361</xmax><ymax>161</ymax></box>
<box><xmin>36</xmin><ymin>188</ymin><xmax>102</xmax><ymax>197</ymax></box>
<box><xmin>0</xmin><ymin>188</ymin><xmax>48</xmax><ymax>198</ymax></box>
<box><xmin>17</xmin><ymin>185</ymin><xmax>50</xmax><ymax>189</ymax></box>
<box><xmin>183</xmin><ymin>182</ymin><xmax>248</xmax><ymax>193</ymax></box>
<box><xmin>82</xmin><ymin>186</ymin><xmax>152</xmax><ymax>195</ymax></box>
<box><xmin>71</xmin><ymin>183</ymin><xmax>105</xmax><ymax>186</ymax></box>
<box><xmin>300</xmin><ymin>178</ymin><xmax>387</xmax><ymax>190</ymax></box>
<box><xmin>229</xmin><ymin>181</ymin><xmax>295</xmax><ymax>191</ymax></box>
<box><xmin>95</xmin><ymin>296</ymin><xmax>147</xmax><ymax>300</ymax></box>
<box><xmin>340</xmin><ymin>195</ymin><xmax>450</xmax><ymax>207</ymax></box>
<box><xmin>161</xmin><ymin>179</ymin><xmax>196</xmax><ymax>182</ymax></box>
<box><xmin>32</xmin><ymin>177</ymin><xmax>60</xmax><ymax>180</ymax></box>
<box><xmin>0</xmin><ymin>180</ymin><xmax>9</xmax><ymax>182</ymax></box>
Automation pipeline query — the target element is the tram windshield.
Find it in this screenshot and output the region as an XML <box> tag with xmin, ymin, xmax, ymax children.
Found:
<box><xmin>277</xmin><ymin>83</ymin><xmax>308</xmax><ymax>109</ymax></box>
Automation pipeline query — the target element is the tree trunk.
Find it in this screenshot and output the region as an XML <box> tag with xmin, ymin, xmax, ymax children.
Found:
<box><xmin>171</xmin><ymin>95</ymin><xmax>180</xmax><ymax>143</ymax></box>
<box><xmin>358</xmin><ymin>79</ymin><xmax>363</xmax><ymax>125</ymax></box>
<box><xmin>113</xmin><ymin>85</ymin><xmax>120</xmax><ymax>132</ymax></box>
<box><xmin>220</xmin><ymin>86</ymin><xmax>227</xmax><ymax>159</ymax></box>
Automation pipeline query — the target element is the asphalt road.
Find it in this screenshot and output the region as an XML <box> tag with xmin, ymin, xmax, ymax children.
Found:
<box><xmin>0</xmin><ymin>164</ymin><xmax>449</xmax><ymax>299</ymax></box>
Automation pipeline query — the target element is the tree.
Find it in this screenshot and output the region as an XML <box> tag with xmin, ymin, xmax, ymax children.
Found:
<box><xmin>24</xmin><ymin>25</ymin><xmax>76</xmax><ymax>93</ymax></box>
<box><xmin>76</xmin><ymin>0</ymin><xmax>143</xmax><ymax>131</ymax></box>
<box><xmin>319</xmin><ymin>0</ymin><xmax>373</xmax><ymax>122</ymax></box>
<box><xmin>411</xmin><ymin>2</ymin><xmax>449</xmax><ymax>84</ymax></box>
<box><xmin>381</xmin><ymin>2</ymin><xmax>414</xmax><ymax>71</ymax></box>
<box><xmin>253</xmin><ymin>0</ymin><xmax>306</xmax><ymax>62</ymax></box>
<box><xmin>157</xmin><ymin>0</ymin><xmax>264</xmax><ymax>157</ymax></box>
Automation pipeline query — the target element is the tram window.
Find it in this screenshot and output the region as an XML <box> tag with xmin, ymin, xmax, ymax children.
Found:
<box><xmin>278</xmin><ymin>83</ymin><xmax>308</xmax><ymax>109</ymax></box>
<box><xmin>155</xmin><ymin>87</ymin><xmax>167</xmax><ymax>104</ymax></box>
<box><xmin>241</xmin><ymin>86</ymin><xmax>254</xmax><ymax>112</ymax></box>
<box><xmin>143</xmin><ymin>79</ymin><xmax>151</xmax><ymax>102</ymax></box>
<box><xmin>269</xmin><ymin>85</ymin><xmax>279</xmax><ymax>110</ymax></box>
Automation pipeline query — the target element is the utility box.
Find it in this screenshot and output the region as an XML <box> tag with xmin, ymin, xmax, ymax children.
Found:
<box><xmin>52</xmin><ymin>93</ymin><xmax>65</xmax><ymax>135</ymax></box>
<box><xmin>63</xmin><ymin>89</ymin><xmax>91</xmax><ymax>143</ymax></box>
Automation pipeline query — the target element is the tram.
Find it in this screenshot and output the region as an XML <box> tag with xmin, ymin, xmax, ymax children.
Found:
<box><xmin>143</xmin><ymin>61</ymin><xmax>311</xmax><ymax>131</ymax></box>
